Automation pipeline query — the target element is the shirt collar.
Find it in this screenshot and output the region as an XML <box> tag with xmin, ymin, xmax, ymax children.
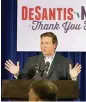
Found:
<box><xmin>44</xmin><ymin>52</ymin><xmax>56</xmax><ymax>59</ymax></box>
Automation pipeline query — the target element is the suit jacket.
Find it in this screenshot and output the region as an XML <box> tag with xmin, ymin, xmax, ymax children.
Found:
<box><xmin>18</xmin><ymin>53</ymin><xmax>72</xmax><ymax>80</ymax></box>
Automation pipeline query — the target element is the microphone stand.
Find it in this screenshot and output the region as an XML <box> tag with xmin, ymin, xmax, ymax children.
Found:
<box><xmin>31</xmin><ymin>62</ymin><xmax>50</xmax><ymax>80</ymax></box>
<box><xmin>39</xmin><ymin>62</ymin><xmax>50</xmax><ymax>79</ymax></box>
<box><xmin>31</xmin><ymin>64</ymin><xmax>42</xmax><ymax>80</ymax></box>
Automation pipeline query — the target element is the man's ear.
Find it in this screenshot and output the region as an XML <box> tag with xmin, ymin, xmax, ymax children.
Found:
<box><xmin>36</xmin><ymin>96</ymin><xmax>40</xmax><ymax>101</ymax></box>
<box><xmin>54</xmin><ymin>43</ymin><xmax>57</xmax><ymax>49</ymax></box>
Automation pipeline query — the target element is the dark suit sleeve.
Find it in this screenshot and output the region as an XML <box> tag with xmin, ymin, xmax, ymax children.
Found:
<box><xmin>18</xmin><ymin>58</ymin><xmax>31</xmax><ymax>79</ymax></box>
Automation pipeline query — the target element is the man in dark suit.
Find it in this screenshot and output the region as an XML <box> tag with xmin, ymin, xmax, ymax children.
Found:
<box><xmin>5</xmin><ymin>32</ymin><xmax>81</xmax><ymax>80</ymax></box>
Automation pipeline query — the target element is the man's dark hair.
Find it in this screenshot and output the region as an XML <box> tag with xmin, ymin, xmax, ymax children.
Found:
<box><xmin>40</xmin><ymin>32</ymin><xmax>58</xmax><ymax>46</ymax></box>
<box><xmin>29</xmin><ymin>80</ymin><xmax>58</xmax><ymax>101</ymax></box>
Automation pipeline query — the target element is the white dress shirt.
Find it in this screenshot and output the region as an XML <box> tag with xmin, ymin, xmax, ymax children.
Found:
<box><xmin>44</xmin><ymin>52</ymin><xmax>56</xmax><ymax>74</ymax></box>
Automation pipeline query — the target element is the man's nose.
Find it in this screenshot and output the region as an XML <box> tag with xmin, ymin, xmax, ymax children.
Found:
<box><xmin>43</xmin><ymin>44</ymin><xmax>47</xmax><ymax>48</ymax></box>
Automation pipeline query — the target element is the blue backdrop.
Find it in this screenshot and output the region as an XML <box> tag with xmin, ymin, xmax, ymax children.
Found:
<box><xmin>1</xmin><ymin>0</ymin><xmax>86</xmax><ymax>101</ymax></box>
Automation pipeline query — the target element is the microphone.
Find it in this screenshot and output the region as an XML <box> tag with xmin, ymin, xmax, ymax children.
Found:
<box><xmin>40</xmin><ymin>62</ymin><xmax>50</xmax><ymax>77</ymax></box>
<box><xmin>27</xmin><ymin>61</ymin><xmax>50</xmax><ymax>79</ymax></box>
<box><xmin>36</xmin><ymin>63</ymin><xmax>44</xmax><ymax>78</ymax></box>
<box><xmin>44</xmin><ymin>62</ymin><xmax>50</xmax><ymax>72</ymax></box>
<box><xmin>29</xmin><ymin>64</ymin><xmax>42</xmax><ymax>80</ymax></box>
<box><xmin>36</xmin><ymin>64</ymin><xmax>40</xmax><ymax>73</ymax></box>
<box><xmin>41</xmin><ymin>62</ymin><xmax>50</xmax><ymax>79</ymax></box>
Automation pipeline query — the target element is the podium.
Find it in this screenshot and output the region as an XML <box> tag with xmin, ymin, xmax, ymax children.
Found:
<box><xmin>2</xmin><ymin>80</ymin><xmax>79</xmax><ymax>100</ymax></box>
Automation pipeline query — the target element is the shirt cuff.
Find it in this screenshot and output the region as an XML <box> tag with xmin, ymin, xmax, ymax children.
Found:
<box><xmin>14</xmin><ymin>75</ymin><xmax>18</xmax><ymax>79</ymax></box>
<box><xmin>14</xmin><ymin>72</ymin><xmax>19</xmax><ymax>79</ymax></box>
<box><xmin>71</xmin><ymin>77</ymin><xmax>77</xmax><ymax>81</ymax></box>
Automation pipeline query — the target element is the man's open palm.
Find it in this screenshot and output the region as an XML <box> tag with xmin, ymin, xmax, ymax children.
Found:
<box><xmin>69</xmin><ymin>63</ymin><xmax>81</xmax><ymax>78</ymax></box>
<box><xmin>5</xmin><ymin>59</ymin><xmax>20</xmax><ymax>75</ymax></box>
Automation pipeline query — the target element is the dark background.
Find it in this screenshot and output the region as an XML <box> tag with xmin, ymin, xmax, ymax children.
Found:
<box><xmin>1</xmin><ymin>0</ymin><xmax>86</xmax><ymax>101</ymax></box>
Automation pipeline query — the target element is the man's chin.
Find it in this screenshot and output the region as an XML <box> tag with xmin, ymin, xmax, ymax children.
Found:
<box><xmin>43</xmin><ymin>53</ymin><xmax>52</xmax><ymax>56</ymax></box>
<box><xmin>42</xmin><ymin>52</ymin><xmax>48</xmax><ymax>55</ymax></box>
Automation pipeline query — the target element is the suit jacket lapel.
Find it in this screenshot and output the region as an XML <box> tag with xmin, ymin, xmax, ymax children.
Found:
<box><xmin>39</xmin><ymin>54</ymin><xmax>45</xmax><ymax>71</ymax></box>
<box><xmin>47</xmin><ymin>53</ymin><xmax>59</xmax><ymax>78</ymax></box>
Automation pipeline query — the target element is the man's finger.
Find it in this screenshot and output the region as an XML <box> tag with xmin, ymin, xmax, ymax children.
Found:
<box><xmin>74</xmin><ymin>65</ymin><xmax>82</xmax><ymax>71</ymax></box>
<box><xmin>17</xmin><ymin>61</ymin><xmax>19</xmax><ymax>66</ymax></box>
<box><xmin>77</xmin><ymin>70</ymin><xmax>81</xmax><ymax>74</ymax></box>
<box><xmin>6</xmin><ymin>60</ymin><xmax>12</xmax><ymax>66</ymax></box>
<box><xmin>77</xmin><ymin>66</ymin><xmax>82</xmax><ymax>71</ymax></box>
<box><xmin>74</xmin><ymin>63</ymin><xmax>79</xmax><ymax>68</ymax></box>
<box><xmin>5</xmin><ymin>66</ymin><xmax>10</xmax><ymax>71</ymax></box>
<box><xmin>8</xmin><ymin>59</ymin><xmax>14</xmax><ymax>65</ymax></box>
<box><xmin>5</xmin><ymin>63</ymin><xmax>11</xmax><ymax>69</ymax></box>
<box><xmin>69</xmin><ymin>64</ymin><xmax>72</xmax><ymax>71</ymax></box>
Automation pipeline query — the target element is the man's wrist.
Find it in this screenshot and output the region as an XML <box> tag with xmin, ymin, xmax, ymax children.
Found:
<box><xmin>14</xmin><ymin>72</ymin><xmax>19</xmax><ymax>79</ymax></box>
<box><xmin>70</xmin><ymin>76</ymin><xmax>77</xmax><ymax>81</ymax></box>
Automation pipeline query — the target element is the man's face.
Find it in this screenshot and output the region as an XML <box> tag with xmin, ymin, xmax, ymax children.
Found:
<box><xmin>40</xmin><ymin>36</ymin><xmax>56</xmax><ymax>56</ymax></box>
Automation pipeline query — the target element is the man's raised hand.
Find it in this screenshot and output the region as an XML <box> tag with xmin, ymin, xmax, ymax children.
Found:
<box><xmin>5</xmin><ymin>59</ymin><xmax>20</xmax><ymax>75</ymax></box>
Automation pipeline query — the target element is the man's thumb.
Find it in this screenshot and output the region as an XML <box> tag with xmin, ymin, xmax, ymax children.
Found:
<box><xmin>17</xmin><ymin>61</ymin><xmax>19</xmax><ymax>66</ymax></box>
<box><xmin>69</xmin><ymin>64</ymin><xmax>72</xmax><ymax>71</ymax></box>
